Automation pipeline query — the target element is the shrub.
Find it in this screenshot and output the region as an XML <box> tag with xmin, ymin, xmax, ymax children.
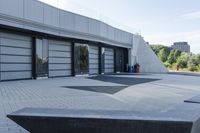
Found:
<box><xmin>177</xmin><ymin>53</ymin><xmax>189</xmax><ymax>68</ymax></box>
<box><xmin>197</xmin><ymin>65</ymin><xmax>200</xmax><ymax>72</ymax></box>
<box><xmin>188</xmin><ymin>65</ymin><xmax>198</xmax><ymax>72</ymax></box>
<box><xmin>164</xmin><ymin>62</ymin><xmax>171</xmax><ymax>68</ymax></box>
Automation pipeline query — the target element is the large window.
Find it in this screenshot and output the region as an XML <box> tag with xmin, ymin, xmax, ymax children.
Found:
<box><xmin>101</xmin><ymin>47</ymin><xmax>105</xmax><ymax>74</ymax></box>
<box><xmin>74</xmin><ymin>43</ymin><xmax>89</xmax><ymax>75</ymax></box>
<box><xmin>115</xmin><ymin>49</ymin><xmax>124</xmax><ymax>72</ymax></box>
<box><xmin>36</xmin><ymin>39</ymin><xmax>48</xmax><ymax>78</ymax></box>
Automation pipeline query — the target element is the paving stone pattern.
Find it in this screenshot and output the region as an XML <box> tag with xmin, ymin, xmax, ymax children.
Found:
<box><xmin>1</xmin><ymin>74</ymin><xmax>200</xmax><ymax>133</ymax></box>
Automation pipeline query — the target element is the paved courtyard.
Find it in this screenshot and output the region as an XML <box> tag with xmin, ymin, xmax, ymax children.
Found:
<box><xmin>1</xmin><ymin>73</ymin><xmax>200</xmax><ymax>133</ymax></box>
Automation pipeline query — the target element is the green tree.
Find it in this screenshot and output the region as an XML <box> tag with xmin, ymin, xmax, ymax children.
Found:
<box><xmin>150</xmin><ymin>44</ymin><xmax>200</xmax><ymax>71</ymax></box>
<box><xmin>188</xmin><ymin>54</ymin><xmax>199</xmax><ymax>71</ymax></box>
<box><xmin>190</xmin><ymin>54</ymin><xmax>199</xmax><ymax>65</ymax></box>
<box><xmin>164</xmin><ymin>47</ymin><xmax>171</xmax><ymax>58</ymax></box>
<box><xmin>150</xmin><ymin>44</ymin><xmax>172</xmax><ymax>56</ymax></box>
<box><xmin>168</xmin><ymin>50</ymin><xmax>176</xmax><ymax>64</ymax></box>
<box><xmin>158</xmin><ymin>48</ymin><xmax>167</xmax><ymax>62</ymax></box>
<box><xmin>177</xmin><ymin>53</ymin><xmax>189</xmax><ymax>68</ymax></box>
<box><xmin>197</xmin><ymin>54</ymin><xmax>200</xmax><ymax>64</ymax></box>
<box><xmin>174</xmin><ymin>50</ymin><xmax>181</xmax><ymax>59</ymax></box>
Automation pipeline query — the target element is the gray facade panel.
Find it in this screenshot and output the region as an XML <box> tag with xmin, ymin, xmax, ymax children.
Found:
<box><xmin>105</xmin><ymin>55</ymin><xmax>114</xmax><ymax>60</ymax></box>
<box><xmin>104</xmin><ymin>68</ymin><xmax>113</xmax><ymax>73</ymax></box>
<box><xmin>49</xmin><ymin>70</ymin><xmax>71</xmax><ymax>77</ymax></box>
<box><xmin>100</xmin><ymin>23</ymin><xmax>108</xmax><ymax>38</ymax></box>
<box><xmin>0</xmin><ymin>0</ymin><xmax>133</xmax><ymax>48</ymax></box>
<box><xmin>1</xmin><ymin>55</ymin><xmax>31</xmax><ymax>63</ymax></box>
<box><xmin>49</xmin><ymin>51</ymin><xmax>71</xmax><ymax>58</ymax></box>
<box><xmin>104</xmin><ymin>48</ymin><xmax>114</xmax><ymax>73</ymax></box>
<box><xmin>59</xmin><ymin>10</ymin><xmax>75</xmax><ymax>31</ymax></box>
<box><xmin>89</xmin><ymin>47</ymin><xmax>99</xmax><ymax>54</ymax></box>
<box><xmin>1</xmin><ymin>64</ymin><xmax>31</xmax><ymax>71</ymax></box>
<box><xmin>105</xmin><ymin>60</ymin><xmax>114</xmax><ymax>64</ymax></box>
<box><xmin>49</xmin><ymin>43</ymin><xmax>71</xmax><ymax>51</ymax></box>
<box><xmin>0</xmin><ymin>32</ymin><xmax>2</xmax><ymax>81</ymax></box>
<box><xmin>89</xmin><ymin>45</ymin><xmax>99</xmax><ymax>74</ymax></box>
<box><xmin>24</xmin><ymin>0</ymin><xmax>44</xmax><ymax>23</ymax></box>
<box><xmin>48</xmin><ymin>40</ymin><xmax>71</xmax><ymax>77</ymax></box>
<box><xmin>0</xmin><ymin>0</ymin><xmax>23</xmax><ymax>18</ymax></box>
<box><xmin>89</xmin><ymin>54</ymin><xmax>98</xmax><ymax>59</ymax></box>
<box><xmin>0</xmin><ymin>32</ymin><xmax>31</xmax><ymax>41</ymax></box>
<box><xmin>1</xmin><ymin>71</ymin><xmax>31</xmax><ymax>80</ymax></box>
<box><xmin>44</xmin><ymin>4</ymin><xmax>59</xmax><ymax>27</ymax></box>
<box><xmin>49</xmin><ymin>58</ymin><xmax>71</xmax><ymax>64</ymax></box>
<box><xmin>1</xmin><ymin>46</ymin><xmax>31</xmax><ymax>56</ymax></box>
<box><xmin>0</xmin><ymin>32</ymin><xmax>32</xmax><ymax>81</ymax></box>
<box><xmin>1</xmin><ymin>38</ymin><xmax>32</xmax><ymax>48</ymax></box>
<box><xmin>105</xmin><ymin>64</ymin><xmax>114</xmax><ymax>68</ymax></box>
<box><xmin>89</xmin><ymin>64</ymin><xmax>99</xmax><ymax>69</ymax></box>
<box><xmin>75</xmin><ymin>15</ymin><xmax>89</xmax><ymax>33</ymax></box>
<box><xmin>89</xmin><ymin>69</ymin><xmax>99</xmax><ymax>74</ymax></box>
<box><xmin>108</xmin><ymin>26</ymin><xmax>115</xmax><ymax>40</ymax></box>
<box><xmin>89</xmin><ymin>59</ymin><xmax>98</xmax><ymax>64</ymax></box>
<box><xmin>89</xmin><ymin>19</ymin><xmax>100</xmax><ymax>36</ymax></box>
<box><xmin>49</xmin><ymin>64</ymin><xmax>71</xmax><ymax>70</ymax></box>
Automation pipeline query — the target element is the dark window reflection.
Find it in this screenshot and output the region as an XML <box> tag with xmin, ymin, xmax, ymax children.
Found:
<box><xmin>115</xmin><ymin>49</ymin><xmax>124</xmax><ymax>72</ymax></box>
<box><xmin>74</xmin><ymin>43</ymin><xmax>89</xmax><ymax>74</ymax></box>
<box><xmin>36</xmin><ymin>39</ymin><xmax>48</xmax><ymax>77</ymax></box>
<box><xmin>101</xmin><ymin>47</ymin><xmax>105</xmax><ymax>73</ymax></box>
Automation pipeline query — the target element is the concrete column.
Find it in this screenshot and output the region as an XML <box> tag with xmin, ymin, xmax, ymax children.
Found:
<box><xmin>128</xmin><ymin>48</ymin><xmax>132</xmax><ymax>66</ymax></box>
<box><xmin>130</xmin><ymin>35</ymin><xmax>141</xmax><ymax>66</ymax></box>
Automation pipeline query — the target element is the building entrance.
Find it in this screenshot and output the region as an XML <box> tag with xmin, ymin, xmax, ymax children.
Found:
<box><xmin>74</xmin><ymin>43</ymin><xmax>89</xmax><ymax>75</ymax></box>
<box><xmin>36</xmin><ymin>39</ymin><xmax>48</xmax><ymax>78</ymax></box>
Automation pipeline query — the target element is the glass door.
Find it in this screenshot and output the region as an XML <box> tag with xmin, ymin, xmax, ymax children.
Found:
<box><xmin>101</xmin><ymin>47</ymin><xmax>105</xmax><ymax>74</ymax></box>
<box><xmin>36</xmin><ymin>39</ymin><xmax>48</xmax><ymax>78</ymax></box>
<box><xmin>115</xmin><ymin>49</ymin><xmax>124</xmax><ymax>72</ymax></box>
<box><xmin>74</xmin><ymin>43</ymin><xmax>89</xmax><ymax>75</ymax></box>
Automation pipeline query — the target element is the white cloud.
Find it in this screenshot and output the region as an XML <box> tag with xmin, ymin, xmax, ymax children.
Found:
<box><xmin>181</xmin><ymin>11</ymin><xmax>200</xmax><ymax>20</ymax></box>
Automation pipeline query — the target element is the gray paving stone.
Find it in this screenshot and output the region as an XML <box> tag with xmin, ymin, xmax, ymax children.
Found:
<box><xmin>185</xmin><ymin>94</ymin><xmax>200</xmax><ymax>104</ymax></box>
<box><xmin>0</xmin><ymin>74</ymin><xmax>200</xmax><ymax>132</ymax></box>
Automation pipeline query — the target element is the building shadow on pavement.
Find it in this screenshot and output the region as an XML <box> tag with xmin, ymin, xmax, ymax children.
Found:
<box><xmin>62</xmin><ymin>86</ymin><xmax>128</xmax><ymax>94</ymax></box>
<box><xmin>62</xmin><ymin>76</ymin><xmax>160</xmax><ymax>94</ymax></box>
<box><xmin>88</xmin><ymin>75</ymin><xmax>160</xmax><ymax>86</ymax></box>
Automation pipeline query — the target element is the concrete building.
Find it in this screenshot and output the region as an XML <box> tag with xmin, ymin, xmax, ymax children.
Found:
<box><xmin>0</xmin><ymin>0</ymin><xmax>167</xmax><ymax>81</ymax></box>
<box><xmin>172</xmin><ymin>42</ymin><xmax>190</xmax><ymax>53</ymax></box>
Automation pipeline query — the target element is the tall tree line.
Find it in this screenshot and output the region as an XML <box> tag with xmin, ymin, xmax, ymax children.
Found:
<box><xmin>150</xmin><ymin>45</ymin><xmax>200</xmax><ymax>72</ymax></box>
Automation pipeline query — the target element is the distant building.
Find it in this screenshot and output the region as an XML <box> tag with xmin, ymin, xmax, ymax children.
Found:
<box><xmin>171</xmin><ymin>42</ymin><xmax>190</xmax><ymax>53</ymax></box>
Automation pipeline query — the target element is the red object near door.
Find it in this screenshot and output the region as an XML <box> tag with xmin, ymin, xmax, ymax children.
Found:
<box><xmin>136</xmin><ymin>66</ymin><xmax>140</xmax><ymax>73</ymax></box>
<box><xmin>134</xmin><ymin>63</ymin><xmax>140</xmax><ymax>73</ymax></box>
<box><xmin>176</xmin><ymin>64</ymin><xmax>180</xmax><ymax>71</ymax></box>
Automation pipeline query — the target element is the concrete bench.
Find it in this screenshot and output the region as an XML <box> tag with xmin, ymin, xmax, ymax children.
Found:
<box><xmin>7</xmin><ymin>105</ymin><xmax>200</xmax><ymax>133</ymax></box>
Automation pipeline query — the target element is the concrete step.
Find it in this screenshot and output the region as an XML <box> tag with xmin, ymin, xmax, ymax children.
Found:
<box><xmin>7</xmin><ymin>104</ymin><xmax>200</xmax><ymax>133</ymax></box>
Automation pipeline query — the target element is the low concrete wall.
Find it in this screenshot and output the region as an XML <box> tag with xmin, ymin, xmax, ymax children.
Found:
<box><xmin>131</xmin><ymin>35</ymin><xmax>168</xmax><ymax>73</ymax></box>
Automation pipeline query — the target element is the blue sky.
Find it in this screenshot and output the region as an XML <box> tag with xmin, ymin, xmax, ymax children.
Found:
<box><xmin>40</xmin><ymin>0</ymin><xmax>200</xmax><ymax>53</ymax></box>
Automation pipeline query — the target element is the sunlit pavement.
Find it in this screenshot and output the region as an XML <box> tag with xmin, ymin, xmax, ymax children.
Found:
<box><xmin>168</xmin><ymin>70</ymin><xmax>200</xmax><ymax>77</ymax></box>
<box><xmin>1</xmin><ymin>73</ymin><xmax>200</xmax><ymax>133</ymax></box>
